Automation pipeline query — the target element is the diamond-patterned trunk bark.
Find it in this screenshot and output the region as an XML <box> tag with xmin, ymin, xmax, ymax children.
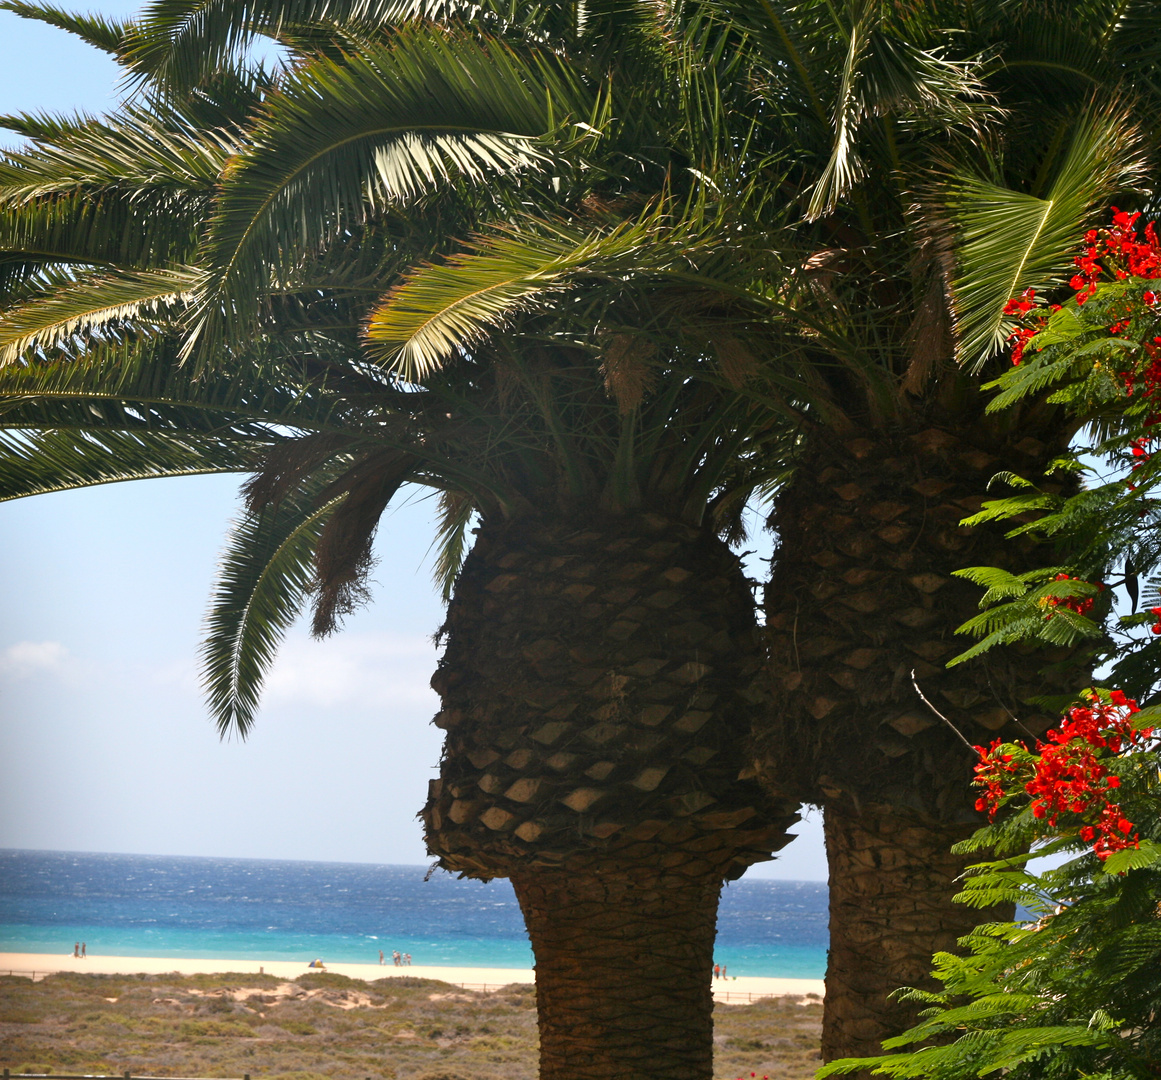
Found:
<box><xmin>423</xmin><ymin>512</ymin><xmax>800</xmax><ymax>1080</ymax></box>
<box><xmin>759</xmin><ymin>425</ymin><xmax>1086</xmax><ymax>1063</ymax></box>
<box><xmin>821</xmin><ymin>806</ymin><xmax>1006</xmax><ymax>1073</ymax></box>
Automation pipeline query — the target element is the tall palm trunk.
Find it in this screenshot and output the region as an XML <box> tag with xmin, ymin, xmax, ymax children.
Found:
<box><xmin>423</xmin><ymin>511</ymin><xmax>800</xmax><ymax>1080</ymax></box>
<box><xmin>758</xmin><ymin>420</ymin><xmax>1085</xmax><ymax>1063</ymax></box>
<box><xmin>514</xmin><ymin>868</ymin><xmax>721</xmax><ymax>1078</ymax></box>
<box><xmin>821</xmin><ymin>804</ymin><xmax>991</xmax><ymax>1065</ymax></box>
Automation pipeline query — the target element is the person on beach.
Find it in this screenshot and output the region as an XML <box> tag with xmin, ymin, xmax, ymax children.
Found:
<box><xmin>404</xmin><ymin>953</ymin><xmax>411</xmax><ymax>966</ymax></box>
<box><xmin>81</xmin><ymin>942</ymin><xmax>86</xmax><ymax>958</ymax></box>
<box><xmin>393</xmin><ymin>950</ymin><xmax>401</xmax><ymax>966</ymax></box>
<box><xmin>379</xmin><ymin>950</ymin><xmax>384</xmax><ymax>965</ymax></box>
<box><xmin>73</xmin><ymin>943</ymin><xmax>79</xmax><ymax>958</ymax></box>
<box><xmin>713</xmin><ymin>964</ymin><xmax>720</xmax><ymax>979</ymax></box>
<box><xmin>721</xmin><ymin>963</ymin><xmax>725</xmax><ymax>979</ymax></box>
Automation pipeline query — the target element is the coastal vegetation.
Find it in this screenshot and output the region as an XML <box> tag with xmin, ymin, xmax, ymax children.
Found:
<box><xmin>0</xmin><ymin>972</ymin><xmax>822</xmax><ymax>1080</ymax></box>
<box><xmin>2</xmin><ymin>1</ymin><xmax>1161</xmax><ymax>1078</ymax></box>
<box><xmin>818</xmin><ymin>211</ymin><xmax>1161</xmax><ymax>1079</ymax></box>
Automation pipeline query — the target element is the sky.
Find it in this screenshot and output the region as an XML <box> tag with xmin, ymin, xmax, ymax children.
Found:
<box><xmin>0</xmin><ymin>4</ymin><xmax>829</xmax><ymax>879</ymax></box>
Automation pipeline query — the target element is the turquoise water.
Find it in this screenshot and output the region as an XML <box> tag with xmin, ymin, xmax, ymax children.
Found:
<box><xmin>1</xmin><ymin>849</ymin><xmax>828</xmax><ymax>978</ymax></box>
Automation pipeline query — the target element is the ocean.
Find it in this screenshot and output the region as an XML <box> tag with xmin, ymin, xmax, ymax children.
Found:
<box><xmin>0</xmin><ymin>849</ymin><xmax>828</xmax><ymax>978</ymax></box>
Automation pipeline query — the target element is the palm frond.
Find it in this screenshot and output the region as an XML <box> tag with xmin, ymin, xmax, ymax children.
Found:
<box><xmin>0</xmin><ymin>0</ymin><xmax>139</xmax><ymax>56</ymax></box>
<box><xmin>364</xmin><ymin>223</ymin><xmax>628</xmax><ymax>379</ymax></box>
<box><xmin>0</xmin><ymin>268</ymin><xmax>199</xmax><ymax>364</ymax></box>
<box><xmin>201</xmin><ymin>478</ymin><xmax>337</xmax><ymax>737</ymax></box>
<box><xmin>431</xmin><ymin>486</ymin><xmax>475</xmax><ymax>599</ymax></box>
<box><xmin>187</xmin><ymin>30</ymin><xmax>594</xmax><ymax>362</ymax></box>
<box><xmin>808</xmin><ymin>12</ymin><xmax>988</xmax><ymax>219</ymax></box>
<box><xmin>948</xmin><ymin>102</ymin><xmax>1147</xmax><ymax>367</ymax></box>
<box><xmin>0</xmin><ymin>335</ymin><xmax>367</xmax><ymax>438</ymax></box>
<box><xmin>0</xmin><ymin>426</ymin><xmax>258</xmax><ymax>500</ymax></box>
<box><xmin>126</xmin><ymin>0</ymin><xmax>482</xmax><ymax>89</ymax></box>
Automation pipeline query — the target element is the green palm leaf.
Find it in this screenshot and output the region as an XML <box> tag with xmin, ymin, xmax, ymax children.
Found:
<box><xmin>0</xmin><ymin>0</ymin><xmax>139</xmax><ymax>56</ymax></box>
<box><xmin>364</xmin><ymin>220</ymin><xmax>652</xmax><ymax>379</ymax></box>
<box><xmin>201</xmin><ymin>478</ymin><xmax>338</xmax><ymax>736</ymax></box>
<box><xmin>948</xmin><ymin>103</ymin><xmax>1147</xmax><ymax>367</ymax></box>
<box><xmin>0</xmin><ymin>105</ymin><xmax>235</xmax><ymax>203</ymax></box>
<box><xmin>187</xmin><ymin>31</ymin><xmax>594</xmax><ymax>361</ymax></box>
<box><xmin>0</xmin><ymin>268</ymin><xmax>199</xmax><ymax>364</ymax></box>
<box><xmin>0</xmin><ymin>426</ymin><xmax>258</xmax><ymax>499</ymax></box>
<box><xmin>0</xmin><ymin>336</ymin><xmax>364</xmax><ymax>438</ymax></box>
<box><xmin>126</xmin><ymin>0</ymin><xmax>479</xmax><ymax>89</ymax></box>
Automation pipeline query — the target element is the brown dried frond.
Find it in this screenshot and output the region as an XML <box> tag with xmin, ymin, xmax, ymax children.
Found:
<box><xmin>712</xmin><ymin>335</ymin><xmax>761</xmax><ymax>388</ymax></box>
<box><xmin>900</xmin><ymin>206</ymin><xmax>958</xmax><ymax>395</ymax></box>
<box><xmin>600</xmin><ymin>333</ymin><xmax>657</xmax><ymax>414</ymax></box>
<box><xmin>901</xmin><ymin>271</ymin><xmax>953</xmax><ymax>394</ymax></box>
<box><xmin>801</xmin><ymin>247</ymin><xmax>846</xmax><ymax>301</ymax></box>
<box><xmin>310</xmin><ymin>451</ymin><xmax>415</xmax><ymax>637</ymax></box>
<box><xmin>243</xmin><ymin>434</ymin><xmax>350</xmax><ymax>513</ymax></box>
<box><xmin>580</xmin><ymin>192</ymin><xmax>646</xmax><ymax>220</ymax></box>
<box><xmin>493</xmin><ymin>358</ymin><xmax>525</xmax><ymax>410</ymax></box>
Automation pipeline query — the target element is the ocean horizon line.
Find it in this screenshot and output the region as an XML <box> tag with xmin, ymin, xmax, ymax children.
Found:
<box><xmin>0</xmin><ymin>846</ymin><xmax>828</xmax><ymax>884</ymax></box>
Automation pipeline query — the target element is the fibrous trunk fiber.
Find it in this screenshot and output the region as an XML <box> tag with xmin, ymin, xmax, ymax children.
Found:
<box><xmin>821</xmin><ymin>803</ymin><xmax>998</xmax><ymax>1067</ymax></box>
<box><xmin>513</xmin><ymin>868</ymin><xmax>720</xmax><ymax>1080</ymax></box>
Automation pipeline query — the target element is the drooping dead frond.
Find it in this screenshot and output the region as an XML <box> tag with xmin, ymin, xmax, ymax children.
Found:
<box><xmin>712</xmin><ymin>334</ymin><xmax>761</xmax><ymax>388</ymax></box>
<box><xmin>310</xmin><ymin>450</ymin><xmax>416</xmax><ymax>636</ymax></box>
<box><xmin>901</xmin><ymin>269</ymin><xmax>953</xmax><ymax>395</ymax></box>
<box><xmin>243</xmin><ymin>434</ymin><xmax>352</xmax><ymax>512</ymax></box>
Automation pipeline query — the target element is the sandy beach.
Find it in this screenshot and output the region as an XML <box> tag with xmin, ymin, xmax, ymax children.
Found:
<box><xmin>0</xmin><ymin>951</ymin><xmax>824</xmax><ymax>1002</ymax></box>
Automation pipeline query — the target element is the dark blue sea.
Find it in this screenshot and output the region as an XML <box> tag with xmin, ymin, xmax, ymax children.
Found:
<box><xmin>0</xmin><ymin>850</ymin><xmax>827</xmax><ymax>978</ymax></box>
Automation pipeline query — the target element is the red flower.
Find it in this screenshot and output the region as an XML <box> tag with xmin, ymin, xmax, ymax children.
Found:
<box><xmin>972</xmin><ymin>691</ymin><xmax>1153</xmax><ymax>859</ymax></box>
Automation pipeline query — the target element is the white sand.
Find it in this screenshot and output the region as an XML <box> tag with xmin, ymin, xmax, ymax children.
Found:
<box><xmin>0</xmin><ymin>952</ymin><xmax>824</xmax><ymax>1002</ymax></box>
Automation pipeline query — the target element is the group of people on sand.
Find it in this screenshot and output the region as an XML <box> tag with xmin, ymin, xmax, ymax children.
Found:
<box><xmin>378</xmin><ymin>949</ymin><xmax>412</xmax><ymax>966</ymax></box>
<box><xmin>713</xmin><ymin>963</ymin><xmax>728</xmax><ymax>979</ymax></box>
<box><xmin>72</xmin><ymin>942</ymin><xmax>86</xmax><ymax>958</ymax></box>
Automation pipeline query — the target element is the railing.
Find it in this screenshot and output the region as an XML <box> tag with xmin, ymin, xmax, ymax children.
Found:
<box><xmin>447</xmin><ymin>982</ymin><xmax>531</xmax><ymax>992</ymax></box>
<box><xmin>714</xmin><ymin>990</ymin><xmax>820</xmax><ymax>1003</ymax></box>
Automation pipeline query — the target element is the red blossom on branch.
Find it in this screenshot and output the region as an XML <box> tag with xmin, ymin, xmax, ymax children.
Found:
<box><xmin>1004</xmin><ymin>208</ymin><xmax>1161</xmax><ymax>367</ymax></box>
<box><xmin>1039</xmin><ymin>573</ymin><xmax>1104</xmax><ymax>619</ymax></box>
<box><xmin>973</xmin><ymin>692</ymin><xmax>1156</xmax><ymax>860</ymax></box>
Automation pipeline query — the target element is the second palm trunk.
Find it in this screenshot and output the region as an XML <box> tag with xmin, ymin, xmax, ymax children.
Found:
<box><xmin>422</xmin><ymin>511</ymin><xmax>799</xmax><ymax>1080</ymax></box>
<box><xmin>759</xmin><ymin>423</ymin><xmax>1085</xmax><ymax>1064</ymax></box>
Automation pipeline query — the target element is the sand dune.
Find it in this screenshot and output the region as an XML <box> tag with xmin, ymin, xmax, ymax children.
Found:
<box><xmin>0</xmin><ymin>951</ymin><xmax>824</xmax><ymax>1002</ymax></box>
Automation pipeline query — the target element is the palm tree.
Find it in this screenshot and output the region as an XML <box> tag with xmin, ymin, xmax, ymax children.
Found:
<box><xmin>8</xmin><ymin>0</ymin><xmax>1156</xmax><ymax>1068</ymax></box>
<box><xmin>0</xmin><ymin>6</ymin><xmax>805</xmax><ymax>1078</ymax></box>
<box><xmin>695</xmin><ymin>0</ymin><xmax>1160</xmax><ymax>1058</ymax></box>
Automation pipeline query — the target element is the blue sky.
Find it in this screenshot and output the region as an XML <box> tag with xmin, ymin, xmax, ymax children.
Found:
<box><xmin>0</xmin><ymin>5</ymin><xmax>828</xmax><ymax>878</ymax></box>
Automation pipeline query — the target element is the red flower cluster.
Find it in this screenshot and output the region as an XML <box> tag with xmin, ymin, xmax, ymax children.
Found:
<box><xmin>1040</xmin><ymin>573</ymin><xmax>1103</xmax><ymax>619</ymax></box>
<box><xmin>1150</xmin><ymin>604</ymin><xmax>1161</xmax><ymax>635</ymax></box>
<box><xmin>973</xmin><ymin>738</ymin><xmax>1019</xmax><ymax>816</ymax></box>
<box><xmin>1005</xmin><ymin>208</ymin><xmax>1161</xmax><ymax>366</ymax></box>
<box><xmin>1003</xmin><ymin>289</ymin><xmax>1044</xmax><ymax>365</ymax></box>
<box><xmin>974</xmin><ymin>691</ymin><xmax>1155</xmax><ymax>860</ymax></box>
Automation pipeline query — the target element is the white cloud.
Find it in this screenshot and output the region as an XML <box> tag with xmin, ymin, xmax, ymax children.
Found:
<box><xmin>264</xmin><ymin>631</ymin><xmax>438</xmax><ymax>711</ymax></box>
<box><xmin>0</xmin><ymin>640</ymin><xmax>70</xmax><ymax>676</ymax></box>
